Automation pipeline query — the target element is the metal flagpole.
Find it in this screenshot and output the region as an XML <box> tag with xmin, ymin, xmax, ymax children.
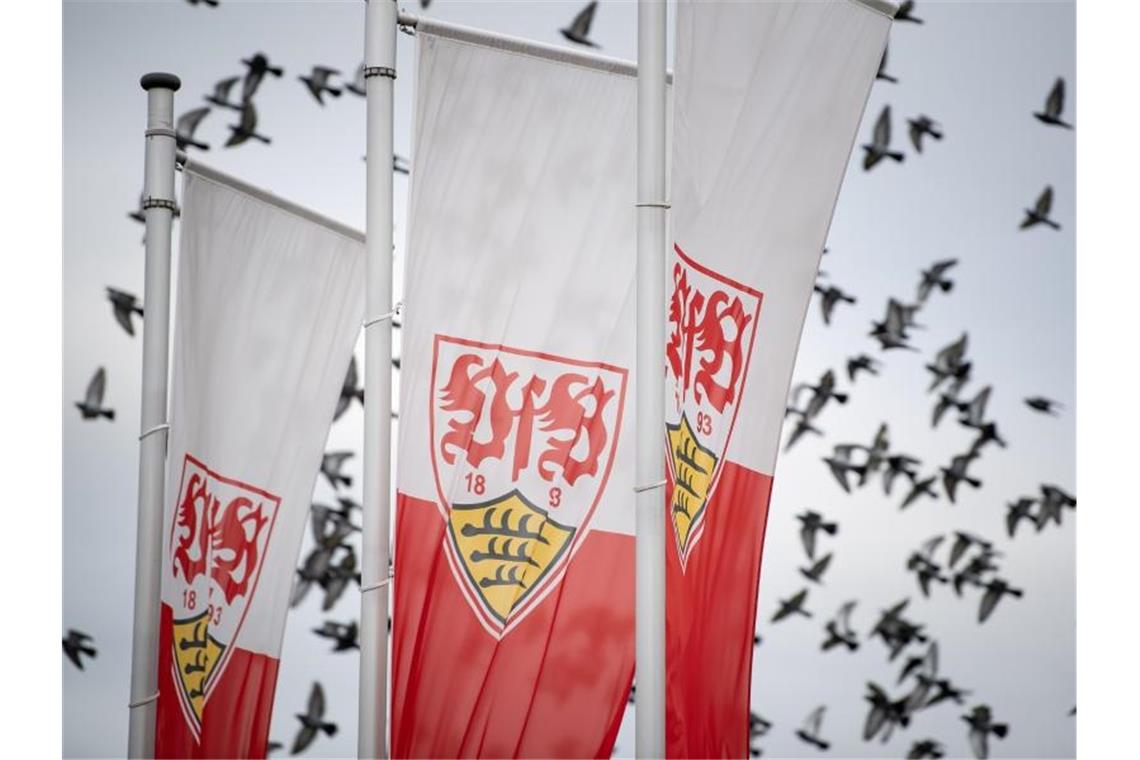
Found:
<box><xmin>360</xmin><ymin>0</ymin><xmax>397</xmax><ymax>758</ymax></box>
<box><xmin>635</xmin><ymin>1</ymin><xmax>667</xmax><ymax>757</ymax></box>
<box><xmin>127</xmin><ymin>71</ymin><xmax>180</xmax><ymax>759</ymax></box>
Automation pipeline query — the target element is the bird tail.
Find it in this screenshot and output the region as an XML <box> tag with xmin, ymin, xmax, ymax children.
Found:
<box><xmin>101</xmin><ymin>410</ymin><xmax>115</xmax><ymax>421</ymax></box>
<box><xmin>993</xmin><ymin>724</ymin><xmax>1009</xmax><ymax>738</ymax></box>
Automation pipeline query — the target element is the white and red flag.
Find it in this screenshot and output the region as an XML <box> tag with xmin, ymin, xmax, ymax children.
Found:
<box><xmin>665</xmin><ymin>1</ymin><xmax>894</xmax><ymax>756</ymax></box>
<box><xmin>154</xmin><ymin>165</ymin><xmax>364</xmax><ymax>758</ymax></box>
<box><xmin>391</xmin><ymin>29</ymin><xmax>640</xmax><ymax>758</ymax></box>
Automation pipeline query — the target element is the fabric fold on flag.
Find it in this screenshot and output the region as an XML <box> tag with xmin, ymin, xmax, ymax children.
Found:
<box><xmin>391</xmin><ymin>30</ymin><xmax>642</xmax><ymax>759</ymax></box>
<box><xmin>664</xmin><ymin>1</ymin><xmax>893</xmax><ymax>757</ymax></box>
<box><xmin>154</xmin><ymin>165</ymin><xmax>364</xmax><ymax>759</ymax></box>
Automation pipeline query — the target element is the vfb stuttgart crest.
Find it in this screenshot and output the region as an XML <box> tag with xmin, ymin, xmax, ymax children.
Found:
<box><xmin>430</xmin><ymin>335</ymin><xmax>628</xmax><ymax>637</ymax></box>
<box><xmin>666</xmin><ymin>244</ymin><xmax>762</xmax><ymax>570</ymax></box>
<box><xmin>167</xmin><ymin>454</ymin><xmax>280</xmax><ymax>737</ymax></box>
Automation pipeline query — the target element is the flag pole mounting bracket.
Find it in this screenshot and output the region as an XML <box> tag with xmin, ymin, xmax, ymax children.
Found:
<box><xmin>634</xmin><ymin>479</ymin><xmax>666</xmax><ymax>493</ymax></box>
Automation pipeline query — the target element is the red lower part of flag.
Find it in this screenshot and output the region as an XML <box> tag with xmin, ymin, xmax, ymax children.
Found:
<box><xmin>666</xmin><ymin>460</ymin><xmax>773</xmax><ymax>758</ymax></box>
<box><xmin>155</xmin><ymin>603</ymin><xmax>279</xmax><ymax>759</ymax></box>
<box><xmin>392</xmin><ymin>492</ymin><xmax>634</xmax><ymax>758</ymax></box>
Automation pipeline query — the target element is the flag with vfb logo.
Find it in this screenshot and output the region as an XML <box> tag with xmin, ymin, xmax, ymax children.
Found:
<box><xmin>154</xmin><ymin>165</ymin><xmax>364</xmax><ymax>758</ymax></box>
<box><xmin>665</xmin><ymin>1</ymin><xmax>894</xmax><ymax>756</ymax></box>
<box><xmin>391</xmin><ymin>29</ymin><xmax>640</xmax><ymax>758</ymax></box>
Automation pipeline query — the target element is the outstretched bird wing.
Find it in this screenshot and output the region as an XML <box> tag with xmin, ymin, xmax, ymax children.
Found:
<box><xmin>177</xmin><ymin>107</ymin><xmax>211</xmax><ymax>137</ymax></box>
<box><xmin>568</xmin><ymin>1</ymin><xmax>598</xmax><ymax>38</ymax></box>
<box><xmin>308</xmin><ymin>681</ymin><xmax>326</xmax><ymax>719</ymax></box>
<box><xmin>874</xmin><ymin>106</ymin><xmax>892</xmax><ymax>147</ymax></box>
<box><xmin>86</xmin><ymin>367</ymin><xmax>106</xmax><ymax>406</ymax></box>
<box><xmin>1046</xmin><ymin>77</ymin><xmax>1065</xmax><ymax>118</ymax></box>
<box><xmin>1036</xmin><ymin>185</ymin><xmax>1054</xmax><ymax>216</ymax></box>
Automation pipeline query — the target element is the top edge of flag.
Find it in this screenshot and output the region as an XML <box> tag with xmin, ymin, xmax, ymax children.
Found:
<box><xmin>849</xmin><ymin>0</ymin><xmax>900</xmax><ymax>19</ymax></box>
<box><xmin>410</xmin><ymin>14</ymin><xmax>673</xmax><ymax>83</ymax></box>
<box><xmin>181</xmin><ymin>159</ymin><xmax>365</xmax><ymax>244</ymax></box>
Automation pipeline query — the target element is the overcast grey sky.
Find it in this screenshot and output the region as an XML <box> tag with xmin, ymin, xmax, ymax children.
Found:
<box><xmin>63</xmin><ymin>1</ymin><xmax>1074</xmax><ymax>757</ymax></box>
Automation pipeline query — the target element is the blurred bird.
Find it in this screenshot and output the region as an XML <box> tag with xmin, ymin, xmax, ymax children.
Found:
<box><xmin>334</xmin><ymin>356</ymin><xmax>365</xmax><ymax>421</ymax></box>
<box><xmin>1033</xmin><ymin>77</ymin><xmax>1072</xmax><ymax>129</ymax></box>
<box><xmin>870</xmin><ymin>599</ymin><xmax>928</xmax><ymax>659</ymax></box>
<box><xmin>345</xmin><ymin>63</ymin><xmax>366</xmax><ymax>97</ymax></box>
<box><xmin>241</xmin><ymin>52</ymin><xmax>284</xmax><ymax>101</ymax></box>
<box><xmin>923</xmin><ymin>677</ymin><xmax>970</xmax><ymax>708</ymax></box>
<box><xmin>822</xmin><ymin>600</ymin><xmax>859</xmax><ymax>652</ymax></box>
<box><xmin>968</xmin><ymin>421</ymin><xmax>1007</xmax><ymax>454</ymax></box>
<box><xmin>175</xmin><ymin>107</ymin><xmax>211</xmax><ymax>151</ymax></box>
<box><xmin>799</xmin><ymin>553</ymin><xmax>833</xmax><ymax>585</ymax></box>
<box><xmin>320</xmin><ymin>546</ymin><xmax>360</xmax><ymax>611</ymax></box>
<box><xmin>1036</xmin><ymin>484</ymin><xmax>1076</xmax><ymax>528</ymax></box>
<box><xmin>393</xmin><ymin>154</ymin><xmax>411</xmax><ymax>175</ymax></box>
<box><xmin>300</xmin><ymin>66</ymin><xmax>343</xmax><ymax>104</ymax></box>
<box><xmin>896</xmin><ymin>0</ymin><xmax>924</xmax><ymax>23</ymax></box>
<box><xmin>321</xmin><ymin>451</ymin><xmax>354</xmax><ymax>490</ymax></box>
<box><xmin>907</xmin><ymin>553</ymin><xmax>948</xmax><ymax>597</ymax></box>
<box><xmin>949</xmin><ymin>531</ymin><xmax>991</xmax><ymax>568</ymax></box>
<box><xmin>847</xmin><ymin>354</ymin><xmax>880</xmax><ymax>382</ymax></box>
<box><xmin>907</xmin><ymin>739</ymin><xmax>947</xmax><ymax>759</ymax></box>
<box><xmin>791</xmin><ymin>369</ymin><xmax>849</xmax><ymax>419</ymax></box>
<box><xmin>225</xmin><ymin>101</ymin><xmax>271</xmax><ymax>147</ymax></box>
<box><xmin>750</xmin><ymin>711</ymin><xmax>772</xmax><ymax>738</ymax></box>
<box><xmin>106</xmin><ymin>287</ymin><xmax>144</xmax><ymax>336</ymax></box>
<box><xmin>795</xmin><ymin>706</ymin><xmax>830</xmax><ymax>751</ymax></box>
<box><xmin>76</xmin><ymin>367</ymin><xmax>114</xmax><ymax>420</ymax></box>
<box><xmin>916</xmin><ymin>259</ymin><xmax>958</xmax><ymax>303</ymax></box>
<box><xmin>870</xmin><ymin>299</ymin><xmax>916</xmax><ymax>351</ymax></box>
<box><xmin>561</xmin><ymin>2</ymin><xmax>600</xmax><ymax>47</ymax></box>
<box><xmin>957</xmin><ymin>386</ymin><xmax>993</xmax><ymax>429</ymax></box>
<box><xmin>797</xmin><ymin>510</ymin><xmax>838</xmax><ymax>559</ymax></box>
<box><xmin>864</xmin><ymin>423</ymin><xmax>892</xmax><ymax>480</ymax></box>
<box><xmin>883</xmin><ymin>454</ymin><xmax>922</xmax><ymax>496</ymax></box>
<box><xmin>876</xmin><ymin>46</ymin><xmax>898</xmax><ymax>84</ymax></box>
<box><xmin>204</xmin><ymin>76</ymin><xmax>242</xmax><ymax>110</ymax></box>
<box><xmin>979</xmin><ymin>578</ymin><xmax>1023</xmax><ymax>623</ymax></box>
<box><xmin>784</xmin><ymin>411</ymin><xmax>823</xmax><ymax>451</ymax></box>
<box><xmin>862</xmin><ymin>106</ymin><xmax>905</xmax><ymax>170</ymax></box>
<box><xmin>1020</xmin><ymin>185</ymin><xmax>1061</xmax><ymax>230</ymax></box>
<box><xmin>926</xmin><ymin>334</ymin><xmax>970</xmax><ymax>392</ymax></box>
<box><xmin>1006</xmin><ymin>497</ymin><xmax>1038</xmax><ymax>538</ymax></box>
<box><xmin>823</xmin><ymin>444</ymin><xmax>870</xmax><ymax>493</ymax></box>
<box><xmin>312</xmin><ymin>620</ymin><xmax>359</xmax><ymax>652</ymax></box>
<box><xmin>292</xmin><ymin>682</ymin><xmax>338</xmax><ymax>754</ymax></box>
<box><xmin>897</xmin><ymin>641</ymin><xmax>938</xmax><ymax>684</ymax></box>
<box><xmin>63</xmin><ymin>630</ymin><xmax>97</xmax><ymax>670</ymax></box>
<box><xmin>908</xmin><ymin>115</ymin><xmax>943</xmax><ymax>152</ymax></box>
<box><xmin>953</xmin><ymin>548</ymin><xmax>1002</xmax><ymax>596</ymax></box>
<box><xmin>1024</xmin><ymin>396</ymin><xmax>1062</xmax><ymax>415</ymax></box>
<box><xmin>962</xmin><ymin>705</ymin><xmax>1008</xmax><ymax>759</ymax></box>
<box><xmin>941</xmin><ymin>453</ymin><xmax>982</xmax><ymax>503</ymax></box>
<box><xmin>772</xmin><ymin>588</ymin><xmax>811</xmax><ymax>623</ymax></box>
<box><xmin>864</xmin><ymin>682</ymin><xmax>911</xmax><ymax>743</ymax></box>
<box><xmin>813</xmin><ymin>283</ymin><xmax>856</xmax><ymax>325</ymax></box>
<box><xmin>900</xmin><ymin>474</ymin><xmax>938</xmax><ymax>510</ymax></box>
<box><xmin>931</xmin><ymin>391</ymin><xmax>965</xmax><ymax>428</ymax></box>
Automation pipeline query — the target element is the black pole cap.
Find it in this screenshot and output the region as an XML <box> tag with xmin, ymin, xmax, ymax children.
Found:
<box><xmin>140</xmin><ymin>72</ymin><xmax>181</xmax><ymax>92</ymax></box>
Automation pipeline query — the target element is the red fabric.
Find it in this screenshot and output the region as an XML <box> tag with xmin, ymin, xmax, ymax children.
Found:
<box><xmin>665</xmin><ymin>461</ymin><xmax>773</xmax><ymax>758</ymax></box>
<box><xmin>392</xmin><ymin>492</ymin><xmax>634</xmax><ymax>758</ymax></box>
<box><xmin>155</xmin><ymin>603</ymin><xmax>279</xmax><ymax>759</ymax></box>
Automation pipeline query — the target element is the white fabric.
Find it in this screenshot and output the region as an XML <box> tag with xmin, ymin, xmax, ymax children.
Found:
<box><xmin>671</xmin><ymin>0</ymin><xmax>892</xmax><ymax>476</ymax></box>
<box><xmin>160</xmin><ymin>168</ymin><xmax>365</xmax><ymax>655</ymax></box>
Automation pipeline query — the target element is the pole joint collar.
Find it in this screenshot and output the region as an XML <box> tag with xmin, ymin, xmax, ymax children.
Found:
<box><xmin>364</xmin><ymin>66</ymin><xmax>396</xmax><ymax>80</ymax></box>
<box><xmin>142</xmin><ymin>198</ymin><xmax>177</xmax><ymax>212</ymax></box>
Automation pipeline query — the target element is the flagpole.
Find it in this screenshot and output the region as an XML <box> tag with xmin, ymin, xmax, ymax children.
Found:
<box><xmin>360</xmin><ymin>1</ymin><xmax>397</xmax><ymax>758</ymax></box>
<box><xmin>635</xmin><ymin>1</ymin><xmax>667</xmax><ymax>757</ymax></box>
<box><xmin>127</xmin><ymin>72</ymin><xmax>180</xmax><ymax>759</ymax></box>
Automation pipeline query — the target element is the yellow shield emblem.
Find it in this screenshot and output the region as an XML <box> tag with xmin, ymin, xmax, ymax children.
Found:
<box><xmin>171</xmin><ymin>612</ymin><xmax>226</xmax><ymax>723</ymax></box>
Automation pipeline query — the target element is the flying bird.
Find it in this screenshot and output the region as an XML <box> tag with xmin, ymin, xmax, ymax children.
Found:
<box><xmin>869</xmin><ymin>299</ymin><xmax>917</xmax><ymax>351</ymax></box>
<box><xmin>864</xmin><ymin>682</ymin><xmax>911</xmax><ymax>743</ymax></box>
<box><xmin>962</xmin><ymin>704</ymin><xmax>1008</xmax><ymax>759</ymax></box>
<box><xmin>847</xmin><ymin>354</ymin><xmax>880</xmax><ymax>382</ymax></box>
<box><xmin>204</xmin><ymin>76</ymin><xmax>242</xmax><ymax>110</ymax></box>
<box><xmin>175</xmin><ymin>107</ymin><xmax>211</xmax><ymax>151</ymax></box>
<box><xmin>799</xmin><ymin>553</ymin><xmax>833</xmax><ymax>585</ymax></box>
<box><xmin>63</xmin><ymin>630</ymin><xmax>97</xmax><ymax>670</ymax></box>
<box><xmin>883</xmin><ymin>454</ymin><xmax>922</xmax><ymax>496</ymax></box>
<box><xmin>312</xmin><ymin>620</ymin><xmax>359</xmax><ymax>652</ymax></box>
<box><xmin>561</xmin><ymin>2</ymin><xmax>600</xmax><ymax>47</ymax></box>
<box><xmin>916</xmin><ymin>259</ymin><xmax>958</xmax><ymax>303</ymax></box>
<box><xmin>907</xmin><ymin>739</ymin><xmax>947</xmax><ymax>759</ymax></box>
<box><xmin>948</xmin><ymin>531</ymin><xmax>991</xmax><ymax>569</ymax></box>
<box><xmin>907</xmin><ymin>553</ymin><xmax>948</xmax><ymax>597</ymax></box>
<box><xmin>241</xmin><ymin>52</ymin><xmax>284</xmax><ymax>101</ymax></box>
<box><xmin>76</xmin><ymin>367</ymin><xmax>114</xmax><ymax>420</ymax></box>
<box><xmin>926</xmin><ymin>334</ymin><xmax>970</xmax><ymax>392</ymax></box>
<box><xmin>813</xmin><ymin>284</ymin><xmax>856</xmax><ymax>325</ymax></box>
<box><xmin>321</xmin><ymin>451</ymin><xmax>354</xmax><ymax>490</ymax></box>
<box><xmin>900</xmin><ymin>474</ymin><xmax>939</xmax><ymax>510</ymax></box>
<box><xmin>1020</xmin><ymin>185</ymin><xmax>1061</xmax><ymax>230</ymax></box>
<box><xmin>345</xmin><ymin>63</ymin><xmax>366</xmax><ymax>96</ymax></box>
<box><xmin>979</xmin><ymin>578</ymin><xmax>1023</xmax><ymax>623</ymax></box>
<box><xmin>823</xmin><ymin>444</ymin><xmax>871</xmax><ymax>493</ymax></box>
<box><xmin>907</xmin><ymin>115</ymin><xmax>943</xmax><ymax>152</ymax></box>
<box><xmin>797</xmin><ymin>510</ymin><xmax>838</xmax><ymax>559</ymax></box>
<box><xmin>924</xmin><ymin>677</ymin><xmax>971</xmax><ymax>708</ymax></box>
<box><xmin>791</xmin><ymin>369</ymin><xmax>849</xmax><ymax>420</ymax></box>
<box><xmin>896</xmin><ymin>0</ymin><xmax>924</xmax><ymax>23</ymax></box>
<box><xmin>862</xmin><ymin>106</ymin><xmax>905</xmax><ymax>170</ymax></box>
<box><xmin>106</xmin><ymin>287</ymin><xmax>144</xmax><ymax>336</ymax></box>
<box><xmin>1036</xmin><ymin>484</ymin><xmax>1076</xmax><ymax>528</ymax></box>
<box><xmin>225</xmin><ymin>101</ymin><xmax>271</xmax><ymax>147</ymax></box>
<box><xmin>292</xmin><ymin>682</ymin><xmax>338</xmax><ymax>754</ymax></box>
<box><xmin>821</xmin><ymin>600</ymin><xmax>859</xmax><ymax>652</ymax></box>
<box><xmin>1024</xmin><ymin>396</ymin><xmax>1062</xmax><ymax>415</ymax></box>
<box><xmin>1033</xmin><ymin>77</ymin><xmax>1073</xmax><ymax>129</ymax></box>
<box><xmin>772</xmin><ymin>588</ymin><xmax>812</xmax><ymax>623</ymax></box>
<box><xmin>783</xmin><ymin>412</ymin><xmax>823</xmax><ymax>451</ymax></box>
<box><xmin>320</xmin><ymin>546</ymin><xmax>360</xmax><ymax>611</ymax></box>
<box><xmin>1006</xmin><ymin>498</ymin><xmax>1037</xmax><ymax>538</ymax></box>
<box><xmin>941</xmin><ymin>453</ymin><xmax>982</xmax><ymax>503</ymax></box>
<box><xmin>795</xmin><ymin>706</ymin><xmax>830</xmax><ymax>750</ymax></box>
<box><xmin>334</xmin><ymin>356</ymin><xmax>365</xmax><ymax>421</ymax></box>
<box><xmin>300</xmin><ymin>66</ymin><xmax>343</xmax><ymax>104</ymax></box>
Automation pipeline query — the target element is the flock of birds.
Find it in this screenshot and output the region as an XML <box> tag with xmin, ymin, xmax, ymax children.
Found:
<box><xmin>65</xmin><ymin>1</ymin><xmax>1074</xmax><ymax>757</ymax></box>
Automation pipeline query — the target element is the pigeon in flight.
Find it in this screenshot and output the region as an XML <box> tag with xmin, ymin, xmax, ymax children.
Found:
<box><xmin>1036</xmin><ymin>484</ymin><xmax>1076</xmax><ymax>529</ymax></box>
<box><xmin>320</xmin><ymin>546</ymin><xmax>360</xmax><ymax>611</ymax></box>
<box><xmin>63</xmin><ymin>630</ymin><xmax>97</xmax><ymax>670</ymax></box>
<box><xmin>783</xmin><ymin>412</ymin><xmax>823</xmax><ymax>451</ymax></box>
<box><xmin>907</xmin><ymin>739</ymin><xmax>947</xmax><ymax>759</ymax></box>
<box><xmin>896</xmin><ymin>0</ymin><xmax>924</xmax><ymax>23</ymax></box>
<box><xmin>897</xmin><ymin>641</ymin><xmax>938</xmax><ymax>684</ymax></box>
<box><xmin>106</xmin><ymin>287</ymin><xmax>144</xmax><ymax>336</ymax></box>
<box><xmin>916</xmin><ymin>259</ymin><xmax>958</xmax><ymax>303</ymax></box>
<box><xmin>863</xmin><ymin>682</ymin><xmax>911</xmax><ymax>743</ymax></box>
<box><xmin>345</xmin><ymin>63</ymin><xmax>366</xmax><ymax>97</ymax></box>
<box><xmin>312</xmin><ymin>620</ymin><xmax>359</xmax><ymax>652</ymax></box>
<box><xmin>1006</xmin><ymin>497</ymin><xmax>1037</xmax><ymax>538</ymax></box>
<box><xmin>883</xmin><ymin>454</ymin><xmax>922</xmax><ymax>496</ymax></box>
<box><xmin>292</xmin><ymin>682</ymin><xmax>338</xmax><ymax>754</ymax></box>
<box><xmin>241</xmin><ymin>52</ymin><xmax>284</xmax><ymax>101</ymax></box>
<box><xmin>795</xmin><ymin>706</ymin><xmax>830</xmax><ymax>751</ymax></box>
<box><xmin>76</xmin><ymin>367</ymin><xmax>114</xmax><ymax>420</ymax></box>
<box><xmin>225</xmin><ymin>101</ymin><xmax>271</xmax><ymax>147</ymax></box>
<box><xmin>791</xmin><ymin>369</ymin><xmax>849</xmax><ymax>420</ymax></box>
<box><xmin>797</xmin><ymin>511</ymin><xmax>838</xmax><ymax>559</ymax></box>
<box><xmin>900</xmin><ymin>474</ymin><xmax>938</xmax><ymax>510</ymax></box>
<box><xmin>300</xmin><ymin>66</ymin><xmax>343</xmax><ymax>105</ymax></box>
<box><xmin>772</xmin><ymin>588</ymin><xmax>812</xmax><ymax>623</ymax></box>
<box><xmin>862</xmin><ymin>106</ymin><xmax>905</xmax><ymax>171</ymax></box>
<box><xmin>204</xmin><ymin>76</ymin><xmax>242</xmax><ymax>110</ymax></box>
<box><xmin>978</xmin><ymin>578</ymin><xmax>1023</xmax><ymax>623</ymax></box>
<box><xmin>321</xmin><ymin>451</ymin><xmax>354</xmax><ymax>490</ymax></box>
<box><xmin>334</xmin><ymin>355</ymin><xmax>365</xmax><ymax>421</ymax></box>
<box><xmin>821</xmin><ymin>600</ymin><xmax>859</xmax><ymax>652</ymax></box>
<box><xmin>907</xmin><ymin>552</ymin><xmax>948</xmax><ymax>597</ymax></box>
<box><xmin>876</xmin><ymin>46</ymin><xmax>898</xmax><ymax>84</ymax></box>
<box><xmin>823</xmin><ymin>444</ymin><xmax>870</xmax><ymax>493</ymax></box>
<box><xmin>813</xmin><ymin>284</ymin><xmax>856</xmax><ymax>325</ymax></box>
<box><xmin>948</xmin><ymin>531</ymin><xmax>991</xmax><ymax>568</ymax></box>
<box><xmin>799</xmin><ymin>553</ymin><xmax>833</xmax><ymax>585</ymax></box>
<box><xmin>923</xmin><ymin>677</ymin><xmax>970</xmax><ymax>708</ymax></box>
<box><xmin>926</xmin><ymin>334</ymin><xmax>970</xmax><ymax>393</ymax></box>
<box><xmin>870</xmin><ymin>299</ymin><xmax>917</xmax><ymax>351</ymax></box>
<box><xmin>941</xmin><ymin>453</ymin><xmax>982</xmax><ymax>503</ymax></box>
<box><xmin>1020</xmin><ymin>185</ymin><xmax>1061</xmax><ymax>230</ymax></box>
<box><xmin>561</xmin><ymin>2</ymin><xmax>600</xmax><ymax>48</ymax></box>
<box><xmin>1024</xmin><ymin>396</ymin><xmax>1062</xmax><ymax>415</ymax></box>
<box><xmin>847</xmin><ymin>354</ymin><xmax>880</xmax><ymax>383</ymax></box>
<box><xmin>907</xmin><ymin>115</ymin><xmax>943</xmax><ymax>152</ymax></box>
<box><xmin>1033</xmin><ymin>77</ymin><xmax>1073</xmax><ymax>129</ymax></box>
<box><xmin>962</xmin><ymin>704</ymin><xmax>1008</xmax><ymax>759</ymax></box>
<box><xmin>175</xmin><ymin>107</ymin><xmax>211</xmax><ymax>151</ymax></box>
